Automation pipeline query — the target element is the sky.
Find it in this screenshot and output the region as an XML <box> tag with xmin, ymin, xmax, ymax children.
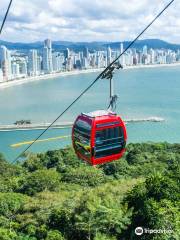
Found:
<box><xmin>0</xmin><ymin>0</ymin><xmax>179</xmax><ymax>43</ymax></box>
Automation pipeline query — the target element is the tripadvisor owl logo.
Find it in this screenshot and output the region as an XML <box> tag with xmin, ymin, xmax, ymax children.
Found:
<box><xmin>135</xmin><ymin>227</ymin><xmax>144</xmax><ymax>235</ymax></box>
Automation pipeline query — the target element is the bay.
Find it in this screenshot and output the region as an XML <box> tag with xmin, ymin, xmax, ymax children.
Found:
<box><xmin>0</xmin><ymin>66</ymin><xmax>180</xmax><ymax>161</ymax></box>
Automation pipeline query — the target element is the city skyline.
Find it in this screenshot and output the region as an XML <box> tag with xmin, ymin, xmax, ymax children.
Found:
<box><xmin>0</xmin><ymin>38</ymin><xmax>180</xmax><ymax>82</ymax></box>
<box><xmin>0</xmin><ymin>0</ymin><xmax>180</xmax><ymax>43</ymax></box>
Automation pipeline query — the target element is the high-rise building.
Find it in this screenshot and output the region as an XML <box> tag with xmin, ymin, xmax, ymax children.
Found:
<box><xmin>37</xmin><ymin>56</ymin><xmax>42</xmax><ymax>73</ymax></box>
<box><xmin>52</xmin><ymin>52</ymin><xmax>64</xmax><ymax>72</ymax></box>
<box><xmin>43</xmin><ymin>39</ymin><xmax>53</xmax><ymax>73</ymax></box>
<box><xmin>66</xmin><ymin>57</ymin><xmax>73</xmax><ymax>71</ymax></box>
<box><xmin>28</xmin><ymin>50</ymin><xmax>38</xmax><ymax>76</ymax></box>
<box><xmin>12</xmin><ymin>62</ymin><xmax>20</xmax><ymax>78</ymax></box>
<box><xmin>82</xmin><ymin>57</ymin><xmax>89</xmax><ymax>69</ymax></box>
<box><xmin>0</xmin><ymin>68</ymin><xmax>3</xmax><ymax>82</ymax></box>
<box><xmin>43</xmin><ymin>47</ymin><xmax>49</xmax><ymax>73</ymax></box>
<box><xmin>124</xmin><ymin>50</ymin><xmax>133</xmax><ymax>65</ymax></box>
<box><xmin>19</xmin><ymin>60</ymin><xmax>28</xmax><ymax>76</ymax></box>
<box><xmin>84</xmin><ymin>47</ymin><xmax>89</xmax><ymax>58</ymax></box>
<box><xmin>44</xmin><ymin>39</ymin><xmax>52</xmax><ymax>49</ymax></box>
<box><xmin>79</xmin><ymin>52</ymin><xmax>84</xmax><ymax>63</ymax></box>
<box><xmin>52</xmin><ymin>52</ymin><xmax>58</xmax><ymax>72</ymax></box>
<box><xmin>149</xmin><ymin>48</ymin><xmax>155</xmax><ymax>64</ymax></box>
<box><xmin>143</xmin><ymin>45</ymin><xmax>148</xmax><ymax>55</ymax></box>
<box><xmin>107</xmin><ymin>46</ymin><xmax>112</xmax><ymax>65</ymax></box>
<box><xmin>64</xmin><ymin>48</ymin><xmax>70</xmax><ymax>60</ymax></box>
<box><xmin>0</xmin><ymin>45</ymin><xmax>12</xmax><ymax>80</ymax></box>
<box><xmin>120</xmin><ymin>42</ymin><xmax>123</xmax><ymax>53</ymax></box>
<box><xmin>120</xmin><ymin>42</ymin><xmax>125</xmax><ymax>66</ymax></box>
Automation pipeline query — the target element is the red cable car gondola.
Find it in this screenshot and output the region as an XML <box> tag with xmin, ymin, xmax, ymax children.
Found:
<box><xmin>72</xmin><ymin>110</ymin><xmax>127</xmax><ymax>165</ymax></box>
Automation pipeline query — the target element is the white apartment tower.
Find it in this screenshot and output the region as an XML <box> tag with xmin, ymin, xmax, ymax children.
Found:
<box><xmin>28</xmin><ymin>50</ymin><xmax>38</xmax><ymax>76</ymax></box>
<box><xmin>120</xmin><ymin>42</ymin><xmax>125</xmax><ymax>66</ymax></box>
<box><xmin>143</xmin><ymin>45</ymin><xmax>148</xmax><ymax>55</ymax></box>
<box><xmin>43</xmin><ymin>39</ymin><xmax>53</xmax><ymax>73</ymax></box>
<box><xmin>65</xmin><ymin>48</ymin><xmax>70</xmax><ymax>60</ymax></box>
<box><xmin>0</xmin><ymin>45</ymin><xmax>12</xmax><ymax>80</ymax></box>
<box><xmin>12</xmin><ymin>62</ymin><xmax>20</xmax><ymax>78</ymax></box>
<box><xmin>107</xmin><ymin>46</ymin><xmax>112</xmax><ymax>65</ymax></box>
<box><xmin>0</xmin><ymin>68</ymin><xmax>3</xmax><ymax>82</ymax></box>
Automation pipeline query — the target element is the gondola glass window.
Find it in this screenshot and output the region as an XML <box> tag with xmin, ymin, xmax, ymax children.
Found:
<box><xmin>73</xmin><ymin>119</ymin><xmax>91</xmax><ymax>159</ymax></box>
<box><xmin>95</xmin><ymin>127</ymin><xmax>124</xmax><ymax>158</ymax></box>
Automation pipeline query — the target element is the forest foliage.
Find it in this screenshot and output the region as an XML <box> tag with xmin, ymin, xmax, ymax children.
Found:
<box><xmin>0</xmin><ymin>142</ymin><xmax>179</xmax><ymax>240</ymax></box>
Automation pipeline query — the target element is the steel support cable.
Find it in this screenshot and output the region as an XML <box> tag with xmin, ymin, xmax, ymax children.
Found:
<box><xmin>0</xmin><ymin>0</ymin><xmax>13</xmax><ymax>35</ymax></box>
<box><xmin>12</xmin><ymin>0</ymin><xmax>174</xmax><ymax>163</ymax></box>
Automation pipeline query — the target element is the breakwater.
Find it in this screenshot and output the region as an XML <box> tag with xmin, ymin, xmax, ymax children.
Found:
<box><xmin>0</xmin><ymin>117</ymin><xmax>165</xmax><ymax>131</ymax></box>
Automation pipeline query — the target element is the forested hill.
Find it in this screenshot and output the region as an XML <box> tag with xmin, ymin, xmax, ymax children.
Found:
<box><xmin>0</xmin><ymin>142</ymin><xmax>179</xmax><ymax>240</ymax></box>
<box><xmin>0</xmin><ymin>39</ymin><xmax>180</xmax><ymax>51</ymax></box>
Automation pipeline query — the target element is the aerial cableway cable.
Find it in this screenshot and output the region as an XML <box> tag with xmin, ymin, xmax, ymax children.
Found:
<box><xmin>12</xmin><ymin>0</ymin><xmax>175</xmax><ymax>163</ymax></box>
<box><xmin>0</xmin><ymin>0</ymin><xmax>13</xmax><ymax>35</ymax></box>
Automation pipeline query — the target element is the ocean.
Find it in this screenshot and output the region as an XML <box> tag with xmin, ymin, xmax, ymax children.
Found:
<box><xmin>0</xmin><ymin>66</ymin><xmax>180</xmax><ymax>162</ymax></box>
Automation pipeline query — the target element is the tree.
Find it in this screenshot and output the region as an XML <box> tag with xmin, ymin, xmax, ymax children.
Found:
<box><xmin>145</xmin><ymin>172</ymin><xmax>179</xmax><ymax>202</ymax></box>
<box><xmin>22</xmin><ymin>154</ymin><xmax>45</xmax><ymax>172</ymax></box>
<box><xmin>19</xmin><ymin>169</ymin><xmax>61</xmax><ymax>196</ymax></box>
<box><xmin>94</xmin><ymin>233</ymin><xmax>116</xmax><ymax>240</ymax></box>
<box><xmin>48</xmin><ymin>195</ymin><xmax>81</xmax><ymax>240</ymax></box>
<box><xmin>0</xmin><ymin>228</ymin><xmax>17</xmax><ymax>240</ymax></box>
<box><xmin>46</xmin><ymin>230</ymin><xmax>65</xmax><ymax>240</ymax></box>
<box><xmin>0</xmin><ymin>193</ymin><xmax>27</xmax><ymax>233</ymax></box>
<box><xmin>74</xmin><ymin>192</ymin><xmax>132</xmax><ymax>239</ymax></box>
<box><xmin>142</xmin><ymin>199</ymin><xmax>180</xmax><ymax>239</ymax></box>
<box><xmin>15</xmin><ymin>234</ymin><xmax>37</xmax><ymax>240</ymax></box>
<box><xmin>62</xmin><ymin>166</ymin><xmax>106</xmax><ymax>187</ymax></box>
<box><xmin>0</xmin><ymin>153</ymin><xmax>22</xmax><ymax>178</ymax></box>
<box><xmin>125</xmin><ymin>171</ymin><xmax>180</xmax><ymax>239</ymax></box>
<box><xmin>101</xmin><ymin>158</ymin><xmax>130</xmax><ymax>179</ymax></box>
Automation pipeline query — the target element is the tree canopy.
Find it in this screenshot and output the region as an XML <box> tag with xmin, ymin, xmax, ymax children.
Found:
<box><xmin>0</xmin><ymin>143</ymin><xmax>179</xmax><ymax>239</ymax></box>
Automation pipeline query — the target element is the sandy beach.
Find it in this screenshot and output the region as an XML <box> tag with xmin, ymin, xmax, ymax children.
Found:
<box><xmin>123</xmin><ymin>62</ymin><xmax>180</xmax><ymax>70</ymax></box>
<box><xmin>0</xmin><ymin>68</ymin><xmax>104</xmax><ymax>90</ymax></box>
<box><xmin>0</xmin><ymin>63</ymin><xmax>179</xmax><ymax>90</ymax></box>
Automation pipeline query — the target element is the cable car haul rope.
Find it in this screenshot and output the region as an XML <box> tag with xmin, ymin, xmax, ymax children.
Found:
<box><xmin>0</xmin><ymin>0</ymin><xmax>175</xmax><ymax>164</ymax></box>
<box><xmin>0</xmin><ymin>0</ymin><xmax>13</xmax><ymax>35</ymax></box>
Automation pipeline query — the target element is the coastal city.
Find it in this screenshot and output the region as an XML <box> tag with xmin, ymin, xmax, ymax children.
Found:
<box><xmin>0</xmin><ymin>39</ymin><xmax>180</xmax><ymax>82</ymax></box>
<box><xmin>0</xmin><ymin>0</ymin><xmax>179</xmax><ymax>238</ymax></box>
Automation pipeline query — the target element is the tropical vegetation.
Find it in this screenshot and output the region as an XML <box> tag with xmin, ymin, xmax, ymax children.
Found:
<box><xmin>0</xmin><ymin>142</ymin><xmax>179</xmax><ymax>239</ymax></box>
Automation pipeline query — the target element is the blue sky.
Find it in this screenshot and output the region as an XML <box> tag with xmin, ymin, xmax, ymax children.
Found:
<box><xmin>0</xmin><ymin>0</ymin><xmax>179</xmax><ymax>43</ymax></box>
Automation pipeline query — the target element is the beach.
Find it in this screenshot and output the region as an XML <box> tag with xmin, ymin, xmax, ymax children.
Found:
<box><xmin>0</xmin><ymin>63</ymin><xmax>180</xmax><ymax>90</ymax></box>
<box><xmin>0</xmin><ymin>68</ymin><xmax>104</xmax><ymax>90</ymax></box>
<box><xmin>123</xmin><ymin>62</ymin><xmax>180</xmax><ymax>70</ymax></box>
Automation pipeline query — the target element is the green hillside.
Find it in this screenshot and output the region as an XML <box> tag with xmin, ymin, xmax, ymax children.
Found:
<box><xmin>0</xmin><ymin>143</ymin><xmax>179</xmax><ymax>240</ymax></box>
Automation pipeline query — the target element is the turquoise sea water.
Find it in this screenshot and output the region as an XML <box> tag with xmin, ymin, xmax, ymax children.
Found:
<box><xmin>0</xmin><ymin>66</ymin><xmax>180</xmax><ymax>162</ymax></box>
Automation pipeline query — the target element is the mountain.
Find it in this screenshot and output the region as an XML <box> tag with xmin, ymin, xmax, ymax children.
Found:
<box><xmin>0</xmin><ymin>39</ymin><xmax>179</xmax><ymax>52</ymax></box>
<box><xmin>0</xmin><ymin>40</ymin><xmax>108</xmax><ymax>52</ymax></box>
<box><xmin>106</xmin><ymin>39</ymin><xmax>180</xmax><ymax>51</ymax></box>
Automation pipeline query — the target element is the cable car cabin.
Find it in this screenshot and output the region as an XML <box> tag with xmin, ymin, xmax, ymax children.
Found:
<box><xmin>72</xmin><ymin>110</ymin><xmax>127</xmax><ymax>165</ymax></box>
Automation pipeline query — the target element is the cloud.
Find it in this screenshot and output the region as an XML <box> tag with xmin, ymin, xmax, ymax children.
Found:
<box><xmin>0</xmin><ymin>0</ymin><xmax>179</xmax><ymax>43</ymax></box>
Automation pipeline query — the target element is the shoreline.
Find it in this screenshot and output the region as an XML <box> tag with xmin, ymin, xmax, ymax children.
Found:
<box><xmin>0</xmin><ymin>63</ymin><xmax>180</xmax><ymax>90</ymax></box>
<box><xmin>123</xmin><ymin>62</ymin><xmax>180</xmax><ymax>70</ymax></box>
<box><xmin>0</xmin><ymin>68</ymin><xmax>103</xmax><ymax>90</ymax></box>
